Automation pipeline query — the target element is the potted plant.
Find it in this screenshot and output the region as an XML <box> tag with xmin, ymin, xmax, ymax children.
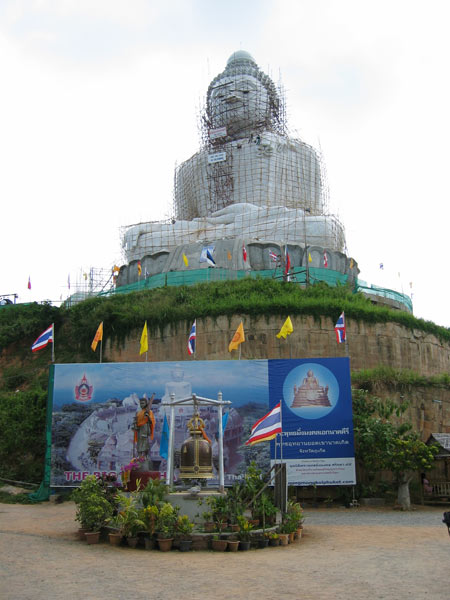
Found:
<box><xmin>227</xmin><ymin>537</ymin><xmax>240</xmax><ymax>552</ymax></box>
<box><xmin>205</xmin><ymin>494</ymin><xmax>228</xmax><ymax>528</ymax></box>
<box><xmin>211</xmin><ymin>534</ymin><xmax>228</xmax><ymax>552</ymax></box>
<box><xmin>280</xmin><ymin>512</ymin><xmax>297</xmax><ymax>543</ymax></box>
<box><xmin>225</xmin><ymin>482</ymin><xmax>245</xmax><ymax>530</ymax></box>
<box><xmin>176</xmin><ymin>514</ymin><xmax>194</xmax><ymax>552</ymax></box>
<box><xmin>201</xmin><ymin>511</ymin><xmax>215</xmax><ymax>533</ymax></box>
<box><xmin>114</xmin><ymin>490</ymin><xmax>146</xmax><ymax>548</ymax></box>
<box><xmin>286</xmin><ymin>500</ymin><xmax>304</xmax><ymax>539</ymax></box>
<box><xmin>256</xmin><ymin>492</ymin><xmax>276</xmax><ymax>546</ymax></box>
<box><xmin>141</xmin><ymin>477</ymin><xmax>168</xmax><ymax>508</ymax></box>
<box><xmin>241</xmin><ymin>461</ymin><xmax>267</xmax><ymax>524</ymax></box>
<box><xmin>72</xmin><ymin>475</ymin><xmax>113</xmax><ymax>543</ymax></box>
<box><xmin>142</xmin><ymin>504</ymin><xmax>159</xmax><ymax>549</ymax></box>
<box><xmin>156</xmin><ymin>502</ymin><xmax>178</xmax><ymax>551</ymax></box>
<box><xmin>106</xmin><ymin>515</ymin><xmax>123</xmax><ymax>546</ymax></box>
<box><xmin>268</xmin><ymin>532</ymin><xmax>280</xmax><ymax>547</ymax></box>
<box><xmin>237</xmin><ymin>515</ymin><xmax>253</xmax><ymax>550</ymax></box>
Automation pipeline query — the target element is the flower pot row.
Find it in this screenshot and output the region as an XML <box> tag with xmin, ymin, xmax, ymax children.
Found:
<box><xmin>211</xmin><ymin>539</ymin><xmax>248</xmax><ymax>551</ymax></box>
<box><xmin>80</xmin><ymin>528</ymin><xmax>304</xmax><ymax>549</ymax></box>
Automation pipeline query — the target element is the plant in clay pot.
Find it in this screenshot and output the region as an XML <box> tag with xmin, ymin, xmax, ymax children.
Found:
<box><xmin>201</xmin><ymin>511</ymin><xmax>215</xmax><ymax>532</ymax></box>
<box><xmin>156</xmin><ymin>502</ymin><xmax>179</xmax><ymax>550</ymax></box>
<box><xmin>287</xmin><ymin>500</ymin><xmax>304</xmax><ymax>526</ymax></box>
<box><xmin>113</xmin><ymin>489</ymin><xmax>146</xmax><ymax>546</ymax></box>
<box><xmin>211</xmin><ymin>534</ymin><xmax>228</xmax><ymax>552</ymax></box>
<box><xmin>214</xmin><ymin>516</ymin><xmax>227</xmax><ymax>532</ymax></box>
<box><xmin>72</xmin><ymin>475</ymin><xmax>113</xmax><ymax>535</ymax></box>
<box><xmin>142</xmin><ymin>505</ymin><xmax>159</xmax><ymax>536</ymax></box>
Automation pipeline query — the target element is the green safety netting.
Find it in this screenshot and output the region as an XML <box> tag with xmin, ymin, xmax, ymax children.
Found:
<box><xmin>98</xmin><ymin>267</ymin><xmax>351</xmax><ymax>293</ymax></box>
<box><xmin>97</xmin><ymin>267</ymin><xmax>411</xmax><ymax>312</ymax></box>
<box><xmin>356</xmin><ymin>282</ymin><xmax>413</xmax><ymax>312</ymax></box>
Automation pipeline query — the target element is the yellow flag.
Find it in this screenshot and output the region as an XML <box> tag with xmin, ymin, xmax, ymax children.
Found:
<box><xmin>228</xmin><ymin>321</ymin><xmax>245</xmax><ymax>352</ymax></box>
<box><xmin>137</xmin><ymin>261</ymin><xmax>142</xmax><ymax>276</ymax></box>
<box><xmin>227</xmin><ymin>250</ymin><xmax>232</xmax><ymax>261</ymax></box>
<box><xmin>91</xmin><ymin>322</ymin><xmax>103</xmax><ymax>351</ymax></box>
<box><xmin>182</xmin><ymin>253</ymin><xmax>189</xmax><ymax>267</ymax></box>
<box><xmin>276</xmin><ymin>316</ymin><xmax>293</xmax><ymax>339</ymax></box>
<box><xmin>140</xmin><ymin>321</ymin><xmax>148</xmax><ymax>355</ymax></box>
<box><xmin>308</xmin><ymin>253</ymin><xmax>312</xmax><ymax>263</ymax></box>
<box><xmin>349</xmin><ymin>258</ymin><xmax>354</xmax><ymax>269</ymax></box>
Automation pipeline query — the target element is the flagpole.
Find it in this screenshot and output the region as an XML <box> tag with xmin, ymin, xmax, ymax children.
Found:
<box><xmin>238</xmin><ymin>344</ymin><xmax>241</xmax><ymax>360</ymax></box>
<box><xmin>51</xmin><ymin>323</ymin><xmax>55</xmax><ymax>363</ymax></box>
<box><xmin>279</xmin><ymin>399</ymin><xmax>283</xmax><ymax>464</ymax></box>
<box><xmin>99</xmin><ymin>338</ymin><xmax>102</xmax><ymax>364</ymax></box>
<box><xmin>218</xmin><ymin>392</ymin><xmax>224</xmax><ymax>492</ymax></box>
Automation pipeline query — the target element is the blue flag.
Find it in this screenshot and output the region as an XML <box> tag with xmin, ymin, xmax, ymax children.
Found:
<box><xmin>160</xmin><ymin>414</ymin><xmax>169</xmax><ymax>459</ymax></box>
<box><xmin>221</xmin><ymin>412</ymin><xmax>229</xmax><ymax>435</ymax></box>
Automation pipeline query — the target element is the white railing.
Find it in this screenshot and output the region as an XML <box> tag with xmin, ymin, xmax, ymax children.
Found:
<box><xmin>431</xmin><ymin>482</ymin><xmax>450</xmax><ymax>497</ymax></box>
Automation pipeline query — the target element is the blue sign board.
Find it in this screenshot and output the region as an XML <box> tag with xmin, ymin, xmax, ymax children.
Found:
<box><xmin>268</xmin><ymin>358</ymin><xmax>356</xmax><ymax>485</ymax></box>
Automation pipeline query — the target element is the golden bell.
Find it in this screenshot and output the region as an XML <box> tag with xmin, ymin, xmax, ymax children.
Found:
<box><xmin>180</xmin><ymin>413</ymin><xmax>213</xmax><ymax>479</ymax></box>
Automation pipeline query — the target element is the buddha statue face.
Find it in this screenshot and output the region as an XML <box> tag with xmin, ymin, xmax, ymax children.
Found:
<box><xmin>208</xmin><ymin>72</ymin><xmax>271</xmax><ymax>136</ymax></box>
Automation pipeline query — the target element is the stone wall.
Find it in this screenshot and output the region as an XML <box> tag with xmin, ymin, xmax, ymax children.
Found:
<box><xmin>106</xmin><ymin>314</ymin><xmax>449</xmax><ymax>375</ymax></box>
<box><xmin>105</xmin><ymin>314</ymin><xmax>450</xmax><ymax>437</ymax></box>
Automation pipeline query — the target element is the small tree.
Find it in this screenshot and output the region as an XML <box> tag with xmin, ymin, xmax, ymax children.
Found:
<box><xmin>388</xmin><ymin>436</ymin><xmax>437</xmax><ymax>509</ymax></box>
<box><xmin>352</xmin><ymin>389</ymin><xmax>438</xmax><ymax>509</ymax></box>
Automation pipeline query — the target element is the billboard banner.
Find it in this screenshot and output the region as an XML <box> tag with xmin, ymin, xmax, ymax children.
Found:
<box><xmin>50</xmin><ymin>360</ymin><xmax>269</xmax><ymax>487</ymax></box>
<box><xmin>269</xmin><ymin>358</ymin><xmax>356</xmax><ymax>485</ymax></box>
<box><xmin>50</xmin><ymin>358</ymin><xmax>355</xmax><ymax>488</ymax></box>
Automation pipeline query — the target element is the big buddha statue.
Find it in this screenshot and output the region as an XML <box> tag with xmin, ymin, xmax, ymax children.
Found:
<box><xmin>119</xmin><ymin>51</ymin><xmax>357</xmax><ymax>286</ymax></box>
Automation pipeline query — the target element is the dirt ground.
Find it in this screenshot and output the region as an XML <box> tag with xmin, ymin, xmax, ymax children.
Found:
<box><xmin>0</xmin><ymin>501</ymin><xmax>448</xmax><ymax>600</ymax></box>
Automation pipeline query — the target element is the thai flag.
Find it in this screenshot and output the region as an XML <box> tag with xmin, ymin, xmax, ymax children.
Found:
<box><xmin>206</xmin><ymin>248</ymin><xmax>216</xmax><ymax>266</ymax></box>
<box><xmin>324</xmin><ymin>250</ymin><xmax>328</xmax><ymax>268</ymax></box>
<box><xmin>31</xmin><ymin>324</ymin><xmax>53</xmax><ymax>352</ymax></box>
<box><xmin>187</xmin><ymin>320</ymin><xmax>196</xmax><ymax>355</ymax></box>
<box><xmin>269</xmin><ymin>250</ymin><xmax>278</xmax><ymax>262</ymax></box>
<box><xmin>334</xmin><ymin>312</ymin><xmax>346</xmax><ymax>344</ymax></box>
<box><xmin>245</xmin><ymin>403</ymin><xmax>282</xmax><ymax>446</ymax></box>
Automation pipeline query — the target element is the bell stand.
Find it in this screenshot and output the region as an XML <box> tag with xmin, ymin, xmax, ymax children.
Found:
<box><xmin>162</xmin><ymin>392</ymin><xmax>231</xmax><ymax>492</ymax></box>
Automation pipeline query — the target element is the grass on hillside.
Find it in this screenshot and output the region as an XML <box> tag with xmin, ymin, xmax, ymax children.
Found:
<box><xmin>1</xmin><ymin>279</ymin><xmax>449</xmax><ymax>359</ymax></box>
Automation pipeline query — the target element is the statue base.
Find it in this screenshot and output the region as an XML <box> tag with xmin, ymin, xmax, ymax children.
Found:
<box><xmin>126</xmin><ymin>470</ymin><xmax>160</xmax><ymax>492</ymax></box>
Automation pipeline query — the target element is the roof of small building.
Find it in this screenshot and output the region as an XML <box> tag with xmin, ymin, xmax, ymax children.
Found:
<box><xmin>427</xmin><ymin>433</ymin><xmax>450</xmax><ymax>457</ymax></box>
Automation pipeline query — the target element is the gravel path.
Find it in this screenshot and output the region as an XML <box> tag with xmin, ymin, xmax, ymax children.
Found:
<box><xmin>0</xmin><ymin>501</ymin><xmax>448</xmax><ymax>600</ymax></box>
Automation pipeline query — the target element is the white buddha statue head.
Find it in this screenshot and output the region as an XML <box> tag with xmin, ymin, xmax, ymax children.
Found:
<box><xmin>206</xmin><ymin>51</ymin><xmax>282</xmax><ymax>139</ymax></box>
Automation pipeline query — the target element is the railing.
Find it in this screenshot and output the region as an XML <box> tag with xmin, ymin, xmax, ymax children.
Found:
<box><xmin>430</xmin><ymin>481</ymin><xmax>450</xmax><ymax>497</ymax></box>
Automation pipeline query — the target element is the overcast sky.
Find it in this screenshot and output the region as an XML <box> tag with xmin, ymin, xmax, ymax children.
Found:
<box><xmin>1</xmin><ymin>0</ymin><xmax>449</xmax><ymax>327</ymax></box>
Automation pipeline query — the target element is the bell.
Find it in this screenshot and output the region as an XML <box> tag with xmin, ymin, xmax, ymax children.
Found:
<box><xmin>180</xmin><ymin>412</ymin><xmax>213</xmax><ymax>479</ymax></box>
